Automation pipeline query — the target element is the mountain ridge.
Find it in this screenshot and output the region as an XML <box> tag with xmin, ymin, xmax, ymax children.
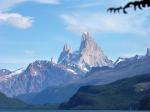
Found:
<box><xmin>0</xmin><ymin>60</ymin><xmax>80</xmax><ymax>97</ymax></box>
<box><xmin>17</xmin><ymin>48</ymin><xmax>150</xmax><ymax>104</ymax></box>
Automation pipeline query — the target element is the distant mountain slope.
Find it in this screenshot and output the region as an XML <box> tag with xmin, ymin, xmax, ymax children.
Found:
<box><xmin>0</xmin><ymin>92</ymin><xmax>26</xmax><ymax>108</ymax></box>
<box><xmin>60</xmin><ymin>74</ymin><xmax>150</xmax><ymax>110</ymax></box>
<box><xmin>18</xmin><ymin>48</ymin><xmax>150</xmax><ymax>105</ymax></box>
<box><xmin>1</xmin><ymin>33</ymin><xmax>150</xmax><ymax>106</ymax></box>
<box><xmin>0</xmin><ymin>60</ymin><xmax>80</xmax><ymax>97</ymax></box>
<box><xmin>0</xmin><ymin>32</ymin><xmax>114</xmax><ymax>104</ymax></box>
<box><xmin>18</xmin><ymin>84</ymin><xmax>79</xmax><ymax>104</ymax></box>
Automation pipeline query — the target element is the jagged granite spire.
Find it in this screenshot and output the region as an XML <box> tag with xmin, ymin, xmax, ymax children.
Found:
<box><xmin>58</xmin><ymin>43</ymin><xmax>72</xmax><ymax>64</ymax></box>
<box><xmin>63</xmin><ymin>43</ymin><xmax>72</xmax><ymax>53</ymax></box>
<box><xmin>58</xmin><ymin>32</ymin><xmax>113</xmax><ymax>73</ymax></box>
<box><xmin>80</xmin><ymin>32</ymin><xmax>92</xmax><ymax>51</ymax></box>
<box><xmin>78</xmin><ymin>32</ymin><xmax>113</xmax><ymax>68</ymax></box>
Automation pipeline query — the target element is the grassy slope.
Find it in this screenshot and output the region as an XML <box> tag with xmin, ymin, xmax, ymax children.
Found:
<box><xmin>60</xmin><ymin>74</ymin><xmax>150</xmax><ymax>110</ymax></box>
<box><xmin>0</xmin><ymin>92</ymin><xmax>27</xmax><ymax>108</ymax></box>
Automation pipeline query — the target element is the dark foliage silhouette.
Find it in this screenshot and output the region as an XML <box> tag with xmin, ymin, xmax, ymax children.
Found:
<box><xmin>107</xmin><ymin>0</ymin><xmax>150</xmax><ymax>14</ymax></box>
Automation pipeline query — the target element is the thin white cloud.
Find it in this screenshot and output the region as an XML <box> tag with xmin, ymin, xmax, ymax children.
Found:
<box><xmin>24</xmin><ymin>50</ymin><xmax>34</xmax><ymax>55</ymax></box>
<box><xmin>0</xmin><ymin>12</ymin><xmax>33</xmax><ymax>29</ymax></box>
<box><xmin>0</xmin><ymin>0</ymin><xmax>23</xmax><ymax>11</ymax></box>
<box><xmin>0</xmin><ymin>0</ymin><xmax>59</xmax><ymax>29</ymax></box>
<box><xmin>0</xmin><ymin>0</ymin><xmax>60</xmax><ymax>11</ymax></box>
<box><xmin>69</xmin><ymin>0</ymin><xmax>140</xmax><ymax>10</ymax></box>
<box><xmin>61</xmin><ymin>10</ymin><xmax>150</xmax><ymax>36</ymax></box>
<box><xmin>61</xmin><ymin>15</ymin><xmax>89</xmax><ymax>34</ymax></box>
<box><xmin>61</xmin><ymin>0</ymin><xmax>150</xmax><ymax>36</ymax></box>
<box><xmin>31</xmin><ymin>0</ymin><xmax>60</xmax><ymax>4</ymax></box>
<box><xmin>76</xmin><ymin>1</ymin><xmax>103</xmax><ymax>9</ymax></box>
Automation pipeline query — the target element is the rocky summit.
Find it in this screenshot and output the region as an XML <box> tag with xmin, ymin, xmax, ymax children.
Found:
<box><xmin>58</xmin><ymin>32</ymin><xmax>113</xmax><ymax>74</ymax></box>
<box><xmin>0</xmin><ymin>61</ymin><xmax>80</xmax><ymax>97</ymax></box>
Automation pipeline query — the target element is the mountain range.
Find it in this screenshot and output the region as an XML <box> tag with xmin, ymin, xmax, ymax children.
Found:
<box><xmin>0</xmin><ymin>61</ymin><xmax>80</xmax><ymax>97</ymax></box>
<box><xmin>0</xmin><ymin>32</ymin><xmax>150</xmax><ymax>106</ymax></box>
<box><xmin>0</xmin><ymin>32</ymin><xmax>112</xmax><ymax>102</ymax></box>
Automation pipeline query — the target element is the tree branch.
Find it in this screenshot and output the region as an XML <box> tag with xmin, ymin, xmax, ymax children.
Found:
<box><xmin>107</xmin><ymin>0</ymin><xmax>150</xmax><ymax>14</ymax></box>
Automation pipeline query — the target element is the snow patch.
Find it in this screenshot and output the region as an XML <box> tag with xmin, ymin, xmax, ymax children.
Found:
<box><xmin>67</xmin><ymin>69</ymin><xmax>77</xmax><ymax>75</ymax></box>
<box><xmin>32</xmin><ymin>71</ymin><xmax>38</xmax><ymax>76</ymax></box>
<box><xmin>115</xmin><ymin>57</ymin><xmax>126</xmax><ymax>65</ymax></box>
<box><xmin>82</xmin><ymin>67</ymin><xmax>89</xmax><ymax>72</ymax></box>
<box><xmin>0</xmin><ymin>68</ymin><xmax>24</xmax><ymax>81</ymax></box>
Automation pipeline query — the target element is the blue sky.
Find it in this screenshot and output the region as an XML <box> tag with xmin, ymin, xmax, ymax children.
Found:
<box><xmin>0</xmin><ymin>0</ymin><xmax>150</xmax><ymax>70</ymax></box>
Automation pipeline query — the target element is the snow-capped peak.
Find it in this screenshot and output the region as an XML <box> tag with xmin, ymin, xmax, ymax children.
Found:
<box><xmin>114</xmin><ymin>49</ymin><xmax>150</xmax><ymax>66</ymax></box>
<box><xmin>82</xmin><ymin>32</ymin><xmax>90</xmax><ymax>39</ymax></box>
<box><xmin>83</xmin><ymin>31</ymin><xmax>88</xmax><ymax>35</ymax></box>
<box><xmin>6</xmin><ymin>68</ymin><xmax>24</xmax><ymax>77</ymax></box>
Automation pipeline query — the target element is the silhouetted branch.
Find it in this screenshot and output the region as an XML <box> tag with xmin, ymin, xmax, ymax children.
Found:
<box><xmin>107</xmin><ymin>0</ymin><xmax>150</xmax><ymax>14</ymax></box>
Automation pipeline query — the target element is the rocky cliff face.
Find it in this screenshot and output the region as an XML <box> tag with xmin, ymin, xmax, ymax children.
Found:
<box><xmin>58</xmin><ymin>32</ymin><xmax>113</xmax><ymax>74</ymax></box>
<box><xmin>0</xmin><ymin>61</ymin><xmax>80</xmax><ymax>97</ymax></box>
<box><xmin>58</xmin><ymin>43</ymin><xmax>72</xmax><ymax>66</ymax></box>
<box><xmin>78</xmin><ymin>32</ymin><xmax>112</xmax><ymax>68</ymax></box>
